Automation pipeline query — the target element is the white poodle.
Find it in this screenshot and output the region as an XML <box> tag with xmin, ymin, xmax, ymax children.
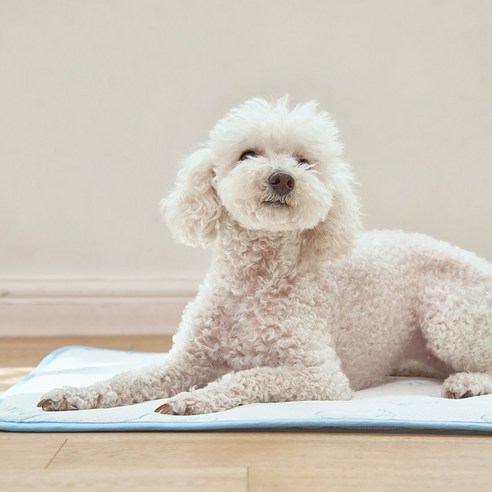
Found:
<box><xmin>39</xmin><ymin>97</ymin><xmax>492</xmax><ymax>415</ymax></box>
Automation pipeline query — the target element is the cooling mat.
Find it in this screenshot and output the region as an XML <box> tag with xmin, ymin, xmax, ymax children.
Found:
<box><xmin>1</xmin><ymin>346</ymin><xmax>491</xmax><ymax>433</ymax></box>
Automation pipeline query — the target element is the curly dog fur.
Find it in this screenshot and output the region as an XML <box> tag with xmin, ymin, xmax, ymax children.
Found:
<box><xmin>39</xmin><ymin>97</ymin><xmax>492</xmax><ymax>415</ymax></box>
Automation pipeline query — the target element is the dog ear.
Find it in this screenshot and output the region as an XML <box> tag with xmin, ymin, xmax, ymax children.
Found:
<box><xmin>301</xmin><ymin>165</ymin><xmax>361</xmax><ymax>260</ymax></box>
<box><xmin>160</xmin><ymin>147</ymin><xmax>221</xmax><ymax>247</ymax></box>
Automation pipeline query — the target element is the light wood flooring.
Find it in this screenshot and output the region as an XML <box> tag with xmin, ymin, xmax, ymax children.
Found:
<box><xmin>1</xmin><ymin>335</ymin><xmax>492</xmax><ymax>491</ymax></box>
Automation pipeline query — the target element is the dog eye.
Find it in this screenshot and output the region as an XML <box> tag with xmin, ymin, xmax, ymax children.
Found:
<box><xmin>239</xmin><ymin>150</ymin><xmax>258</xmax><ymax>161</ymax></box>
<box><xmin>296</xmin><ymin>157</ymin><xmax>310</xmax><ymax>166</ymax></box>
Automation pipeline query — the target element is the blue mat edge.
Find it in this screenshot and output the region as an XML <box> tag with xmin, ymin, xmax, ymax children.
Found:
<box><xmin>1</xmin><ymin>417</ymin><xmax>492</xmax><ymax>434</ymax></box>
<box><xmin>1</xmin><ymin>346</ymin><xmax>492</xmax><ymax>434</ymax></box>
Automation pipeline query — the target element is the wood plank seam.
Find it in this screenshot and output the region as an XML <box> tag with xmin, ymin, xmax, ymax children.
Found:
<box><xmin>44</xmin><ymin>438</ymin><xmax>68</xmax><ymax>469</ymax></box>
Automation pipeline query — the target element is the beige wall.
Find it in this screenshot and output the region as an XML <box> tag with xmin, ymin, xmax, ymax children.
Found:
<box><xmin>1</xmin><ymin>0</ymin><xmax>491</xmax><ymax>333</ymax></box>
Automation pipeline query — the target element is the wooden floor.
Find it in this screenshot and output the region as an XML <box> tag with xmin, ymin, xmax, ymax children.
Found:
<box><xmin>1</xmin><ymin>336</ymin><xmax>492</xmax><ymax>491</ymax></box>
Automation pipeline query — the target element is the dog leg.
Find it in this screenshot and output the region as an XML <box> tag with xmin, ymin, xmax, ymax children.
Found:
<box><xmin>419</xmin><ymin>284</ymin><xmax>492</xmax><ymax>398</ymax></box>
<box><xmin>38</xmin><ymin>354</ymin><xmax>223</xmax><ymax>411</ymax></box>
<box><xmin>155</xmin><ymin>363</ymin><xmax>352</xmax><ymax>415</ymax></box>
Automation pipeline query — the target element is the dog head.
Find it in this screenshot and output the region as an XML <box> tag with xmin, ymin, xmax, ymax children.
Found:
<box><xmin>162</xmin><ymin>97</ymin><xmax>361</xmax><ymax>259</ymax></box>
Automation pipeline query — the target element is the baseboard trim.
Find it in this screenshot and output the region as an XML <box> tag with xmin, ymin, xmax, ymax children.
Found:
<box><xmin>0</xmin><ymin>276</ymin><xmax>202</xmax><ymax>336</ymax></box>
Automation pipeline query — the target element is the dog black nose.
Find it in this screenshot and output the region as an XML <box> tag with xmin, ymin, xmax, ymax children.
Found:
<box><xmin>268</xmin><ymin>171</ymin><xmax>295</xmax><ymax>196</ymax></box>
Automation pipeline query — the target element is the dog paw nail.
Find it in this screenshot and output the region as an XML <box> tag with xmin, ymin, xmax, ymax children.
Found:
<box><xmin>41</xmin><ymin>399</ymin><xmax>54</xmax><ymax>410</ymax></box>
<box><xmin>155</xmin><ymin>403</ymin><xmax>172</xmax><ymax>414</ymax></box>
<box><xmin>155</xmin><ymin>403</ymin><xmax>194</xmax><ymax>415</ymax></box>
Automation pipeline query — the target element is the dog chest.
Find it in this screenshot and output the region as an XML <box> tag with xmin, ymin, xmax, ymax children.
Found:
<box><xmin>200</xmin><ymin>284</ymin><xmax>330</xmax><ymax>370</ymax></box>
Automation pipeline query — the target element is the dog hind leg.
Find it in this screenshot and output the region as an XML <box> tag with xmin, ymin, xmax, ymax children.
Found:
<box><xmin>419</xmin><ymin>283</ymin><xmax>492</xmax><ymax>398</ymax></box>
<box><xmin>441</xmin><ymin>371</ymin><xmax>492</xmax><ymax>399</ymax></box>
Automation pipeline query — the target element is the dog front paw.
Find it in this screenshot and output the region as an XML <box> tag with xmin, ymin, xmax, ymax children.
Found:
<box><xmin>37</xmin><ymin>387</ymin><xmax>104</xmax><ymax>411</ymax></box>
<box><xmin>154</xmin><ymin>402</ymin><xmax>194</xmax><ymax>416</ymax></box>
<box><xmin>154</xmin><ymin>391</ymin><xmax>227</xmax><ymax>415</ymax></box>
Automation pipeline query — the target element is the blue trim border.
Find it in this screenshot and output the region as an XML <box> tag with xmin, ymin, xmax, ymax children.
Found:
<box><xmin>1</xmin><ymin>416</ymin><xmax>491</xmax><ymax>434</ymax></box>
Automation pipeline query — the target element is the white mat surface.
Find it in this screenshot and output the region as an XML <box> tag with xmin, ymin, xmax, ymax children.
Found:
<box><xmin>1</xmin><ymin>346</ymin><xmax>492</xmax><ymax>433</ymax></box>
